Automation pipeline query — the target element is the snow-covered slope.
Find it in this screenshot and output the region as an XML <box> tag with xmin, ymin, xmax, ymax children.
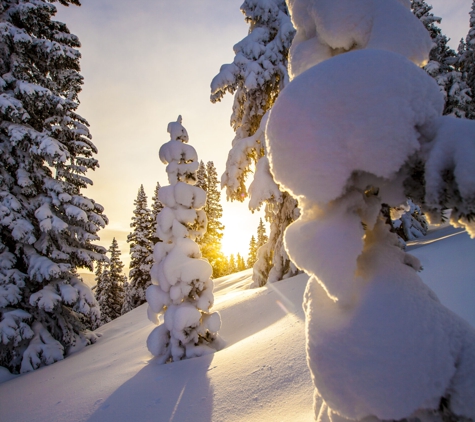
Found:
<box><xmin>0</xmin><ymin>228</ymin><xmax>473</xmax><ymax>421</ymax></box>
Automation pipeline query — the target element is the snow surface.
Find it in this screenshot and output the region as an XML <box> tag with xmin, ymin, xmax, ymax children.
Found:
<box><xmin>0</xmin><ymin>228</ymin><xmax>473</xmax><ymax>421</ymax></box>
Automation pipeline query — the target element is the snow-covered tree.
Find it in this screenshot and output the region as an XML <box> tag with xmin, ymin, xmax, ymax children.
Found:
<box><xmin>412</xmin><ymin>0</ymin><xmax>471</xmax><ymax>117</ymax></box>
<box><xmin>247</xmin><ymin>235</ymin><xmax>257</xmax><ymax>267</ymax></box>
<box><xmin>146</xmin><ymin>116</ymin><xmax>222</xmax><ymax>364</ymax></box>
<box><xmin>196</xmin><ymin>161</ymin><xmax>227</xmax><ymax>278</ymax></box>
<box><xmin>96</xmin><ymin>238</ymin><xmax>125</xmax><ymax>325</ymax></box>
<box><xmin>195</xmin><ymin>160</ymin><xmax>207</xmax><ymax>191</ymax></box>
<box><xmin>392</xmin><ymin>199</ymin><xmax>429</xmax><ymax>244</ymax></box>
<box><xmin>236</xmin><ymin>253</ymin><xmax>246</xmax><ymax>272</ymax></box>
<box><xmin>458</xmin><ymin>0</ymin><xmax>475</xmax><ymax>119</ymax></box>
<box><xmin>150</xmin><ymin>181</ymin><xmax>164</xmax><ymax>243</ymax></box>
<box><xmin>266</xmin><ymin>0</ymin><xmax>475</xmax><ymax>419</ymax></box>
<box><xmin>211</xmin><ymin>0</ymin><xmax>298</xmax><ymax>286</ymax></box>
<box><xmin>122</xmin><ymin>185</ymin><xmax>153</xmax><ymax>314</ymax></box>
<box><xmin>0</xmin><ymin>0</ymin><xmax>107</xmax><ymax>374</ymax></box>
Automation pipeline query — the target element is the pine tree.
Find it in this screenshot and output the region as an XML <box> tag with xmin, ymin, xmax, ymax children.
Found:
<box><xmin>228</xmin><ymin>254</ymin><xmax>236</xmax><ymax>274</ymax></box>
<box><xmin>195</xmin><ymin>160</ymin><xmax>207</xmax><ymax>191</ymax></box>
<box><xmin>412</xmin><ymin>0</ymin><xmax>471</xmax><ymax>117</ymax></box>
<box><xmin>196</xmin><ymin>161</ymin><xmax>227</xmax><ymax>278</ymax></box>
<box><xmin>247</xmin><ymin>235</ymin><xmax>257</xmax><ymax>267</ymax></box>
<box><xmin>392</xmin><ymin>199</ymin><xmax>429</xmax><ymax>244</ymax></box>
<box><xmin>121</xmin><ymin>185</ymin><xmax>154</xmax><ymax>314</ymax></box>
<box><xmin>150</xmin><ymin>181</ymin><xmax>164</xmax><ymax>243</ymax></box>
<box><xmin>458</xmin><ymin>0</ymin><xmax>475</xmax><ymax>119</ymax></box>
<box><xmin>236</xmin><ymin>253</ymin><xmax>246</xmax><ymax>272</ymax></box>
<box><xmin>146</xmin><ymin>116</ymin><xmax>221</xmax><ymax>363</ymax></box>
<box><xmin>211</xmin><ymin>0</ymin><xmax>298</xmax><ymax>287</ymax></box>
<box><xmin>0</xmin><ymin>0</ymin><xmax>107</xmax><ymax>374</ymax></box>
<box><xmin>256</xmin><ymin>218</ymin><xmax>268</xmax><ymax>249</ymax></box>
<box><xmin>96</xmin><ymin>238</ymin><xmax>125</xmax><ymax>325</ymax></box>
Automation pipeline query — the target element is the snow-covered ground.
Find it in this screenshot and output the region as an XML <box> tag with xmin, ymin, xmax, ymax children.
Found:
<box><xmin>0</xmin><ymin>227</ymin><xmax>473</xmax><ymax>421</ymax></box>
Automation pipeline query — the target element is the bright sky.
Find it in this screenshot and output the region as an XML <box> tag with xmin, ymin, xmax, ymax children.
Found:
<box><xmin>56</xmin><ymin>0</ymin><xmax>265</xmax><ymax>268</ymax></box>
<box><xmin>55</xmin><ymin>0</ymin><xmax>471</xmax><ymax>269</ymax></box>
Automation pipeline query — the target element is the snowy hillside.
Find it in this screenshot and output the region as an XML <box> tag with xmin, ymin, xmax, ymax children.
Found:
<box><xmin>0</xmin><ymin>227</ymin><xmax>473</xmax><ymax>422</ymax></box>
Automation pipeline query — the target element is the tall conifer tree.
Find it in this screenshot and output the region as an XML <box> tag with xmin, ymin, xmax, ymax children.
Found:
<box><xmin>196</xmin><ymin>161</ymin><xmax>227</xmax><ymax>278</ymax></box>
<box><xmin>412</xmin><ymin>0</ymin><xmax>471</xmax><ymax>117</ymax></box>
<box><xmin>211</xmin><ymin>0</ymin><xmax>298</xmax><ymax>286</ymax></box>
<box><xmin>96</xmin><ymin>238</ymin><xmax>125</xmax><ymax>325</ymax></box>
<box><xmin>122</xmin><ymin>185</ymin><xmax>153</xmax><ymax>314</ymax></box>
<box><xmin>247</xmin><ymin>235</ymin><xmax>257</xmax><ymax>268</ymax></box>
<box><xmin>0</xmin><ymin>0</ymin><xmax>107</xmax><ymax>373</ymax></box>
<box><xmin>458</xmin><ymin>0</ymin><xmax>475</xmax><ymax>119</ymax></box>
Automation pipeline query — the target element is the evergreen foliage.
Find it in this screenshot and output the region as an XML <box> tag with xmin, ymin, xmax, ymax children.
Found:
<box><xmin>211</xmin><ymin>0</ymin><xmax>298</xmax><ymax>286</ymax></box>
<box><xmin>122</xmin><ymin>185</ymin><xmax>153</xmax><ymax>314</ymax></box>
<box><xmin>196</xmin><ymin>161</ymin><xmax>227</xmax><ymax>278</ymax></box>
<box><xmin>228</xmin><ymin>254</ymin><xmax>236</xmax><ymax>274</ymax></box>
<box><xmin>236</xmin><ymin>253</ymin><xmax>246</xmax><ymax>272</ymax></box>
<box><xmin>95</xmin><ymin>238</ymin><xmax>125</xmax><ymax>325</ymax></box>
<box><xmin>412</xmin><ymin>0</ymin><xmax>471</xmax><ymax>117</ymax></box>
<box><xmin>0</xmin><ymin>0</ymin><xmax>107</xmax><ymax>374</ymax></box>
<box><xmin>392</xmin><ymin>199</ymin><xmax>429</xmax><ymax>244</ymax></box>
<box><xmin>150</xmin><ymin>181</ymin><xmax>164</xmax><ymax>243</ymax></box>
<box><xmin>458</xmin><ymin>0</ymin><xmax>475</xmax><ymax>119</ymax></box>
<box><xmin>247</xmin><ymin>235</ymin><xmax>257</xmax><ymax>267</ymax></box>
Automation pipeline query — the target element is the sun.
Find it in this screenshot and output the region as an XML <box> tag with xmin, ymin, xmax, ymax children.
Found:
<box><xmin>220</xmin><ymin>201</ymin><xmax>265</xmax><ymax>257</ymax></box>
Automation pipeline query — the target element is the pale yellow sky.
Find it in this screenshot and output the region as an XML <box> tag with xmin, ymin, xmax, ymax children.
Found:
<box><xmin>55</xmin><ymin>0</ymin><xmax>471</xmax><ymax>271</ymax></box>
<box><xmin>56</xmin><ymin>0</ymin><xmax>267</xmax><ymax>269</ymax></box>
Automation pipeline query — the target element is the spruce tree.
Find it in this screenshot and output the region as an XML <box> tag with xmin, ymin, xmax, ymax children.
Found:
<box><xmin>146</xmin><ymin>116</ymin><xmax>221</xmax><ymax>363</ymax></box>
<box><xmin>122</xmin><ymin>185</ymin><xmax>153</xmax><ymax>314</ymax></box>
<box><xmin>211</xmin><ymin>0</ymin><xmax>298</xmax><ymax>286</ymax></box>
<box><xmin>228</xmin><ymin>254</ymin><xmax>236</xmax><ymax>274</ymax></box>
<box><xmin>236</xmin><ymin>253</ymin><xmax>246</xmax><ymax>272</ymax></box>
<box><xmin>96</xmin><ymin>238</ymin><xmax>125</xmax><ymax>325</ymax></box>
<box><xmin>150</xmin><ymin>181</ymin><xmax>164</xmax><ymax>243</ymax></box>
<box><xmin>196</xmin><ymin>161</ymin><xmax>227</xmax><ymax>278</ymax></box>
<box><xmin>0</xmin><ymin>0</ymin><xmax>107</xmax><ymax>374</ymax></box>
<box><xmin>412</xmin><ymin>0</ymin><xmax>471</xmax><ymax>117</ymax></box>
<box><xmin>195</xmin><ymin>160</ymin><xmax>207</xmax><ymax>191</ymax></box>
<box><xmin>247</xmin><ymin>235</ymin><xmax>257</xmax><ymax>267</ymax></box>
<box><xmin>458</xmin><ymin>0</ymin><xmax>475</xmax><ymax>119</ymax></box>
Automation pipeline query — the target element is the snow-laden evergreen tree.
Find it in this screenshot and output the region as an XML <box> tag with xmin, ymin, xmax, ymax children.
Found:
<box><xmin>247</xmin><ymin>235</ymin><xmax>257</xmax><ymax>267</ymax></box>
<box><xmin>228</xmin><ymin>254</ymin><xmax>236</xmax><ymax>274</ymax></box>
<box><xmin>392</xmin><ymin>199</ymin><xmax>429</xmax><ymax>244</ymax></box>
<box><xmin>195</xmin><ymin>160</ymin><xmax>207</xmax><ymax>191</ymax></box>
<box><xmin>96</xmin><ymin>238</ymin><xmax>125</xmax><ymax>325</ymax></box>
<box><xmin>266</xmin><ymin>0</ymin><xmax>475</xmax><ymax>419</ymax></box>
<box><xmin>211</xmin><ymin>0</ymin><xmax>298</xmax><ymax>286</ymax></box>
<box><xmin>146</xmin><ymin>116</ymin><xmax>222</xmax><ymax>363</ymax></box>
<box><xmin>412</xmin><ymin>0</ymin><xmax>471</xmax><ymax>117</ymax></box>
<box><xmin>121</xmin><ymin>185</ymin><xmax>153</xmax><ymax>314</ymax></box>
<box><xmin>458</xmin><ymin>0</ymin><xmax>475</xmax><ymax>119</ymax></box>
<box><xmin>236</xmin><ymin>253</ymin><xmax>246</xmax><ymax>272</ymax></box>
<box><xmin>196</xmin><ymin>161</ymin><xmax>227</xmax><ymax>278</ymax></box>
<box><xmin>150</xmin><ymin>181</ymin><xmax>164</xmax><ymax>243</ymax></box>
<box><xmin>0</xmin><ymin>0</ymin><xmax>107</xmax><ymax>374</ymax></box>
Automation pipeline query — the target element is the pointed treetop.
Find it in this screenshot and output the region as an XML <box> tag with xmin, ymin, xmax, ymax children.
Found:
<box><xmin>167</xmin><ymin>115</ymin><xmax>189</xmax><ymax>143</ymax></box>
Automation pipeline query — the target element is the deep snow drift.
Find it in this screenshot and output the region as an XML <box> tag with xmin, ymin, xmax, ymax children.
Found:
<box><xmin>0</xmin><ymin>226</ymin><xmax>473</xmax><ymax>422</ymax></box>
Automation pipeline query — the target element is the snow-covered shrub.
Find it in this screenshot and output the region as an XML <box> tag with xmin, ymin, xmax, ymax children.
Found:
<box><xmin>146</xmin><ymin>116</ymin><xmax>222</xmax><ymax>364</ymax></box>
<box><xmin>392</xmin><ymin>199</ymin><xmax>429</xmax><ymax>243</ymax></box>
<box><xmin>265</xmin><ymin>0</ymin><xmax>475</xmax><ymax>420</ymax></box>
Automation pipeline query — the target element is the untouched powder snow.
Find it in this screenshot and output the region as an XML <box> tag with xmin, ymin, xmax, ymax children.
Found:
<box><xmin>0</xmin><ymin>227</ymin><xmax>473</xmax><ymax>421</ymax></box>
